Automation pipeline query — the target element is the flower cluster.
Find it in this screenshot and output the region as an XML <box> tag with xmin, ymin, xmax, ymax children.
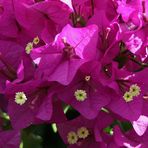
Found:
<box><xmin>0</xmin><ymin>0</ymin><xmax>148</xmax><ymax>147</ymax></box>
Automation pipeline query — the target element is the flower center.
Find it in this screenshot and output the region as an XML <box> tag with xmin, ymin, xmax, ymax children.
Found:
<box><xmin>15</xmin><ymin>92</ymin><xmax>27</xmax><ymax>105</ymax></box>
<box><xmin>25</xmin><ymin>42</ymin><xmax>33</xmax><ymax>54</ymax></box>
<box><xmin>33</xmin><ymin>36</ymin><xmax>40</xmax><ymax>45</ymax></box>
<box><xmin>85</xmin><ymin>75</ymin><xmax>91</xmax><ymax>81</ymax></box>
<box><xmin>67</xmin><ymin>131</ymin><xmax>78</xmax><ymax>145</ymax></box>
<box><xmin>123</xmin><ymin>92</ymin><xmax>133</xmax><ymax>102</ymax></box>
<box><xmin>129</xmin><ymin>84</ymin><xmax>141</xmax><ymax>97</ymax></box>
<box><xmin>77</xmin><ymin>127</ymin><xmax>89</xmax><ymax>139</ymax></box>
<box><xmin>123</xmin><ymin>84</ymin><xmax>141</xmax><ymax>102</ymax></box>
<box><xmin>25</xmin><ymin>36</ymin><xmax>40</xmax><ymax>54</ymax></box>
<box><xmin>74</xmin><ymin>89</ymin><xmax>87</xmax><ymax>101</ymax></box>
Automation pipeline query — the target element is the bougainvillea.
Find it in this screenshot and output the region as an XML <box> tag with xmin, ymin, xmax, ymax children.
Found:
<box><xmin>0</xmin><ymin>0</ymin><xmax>148</xmax><ymax>147</ymax></box>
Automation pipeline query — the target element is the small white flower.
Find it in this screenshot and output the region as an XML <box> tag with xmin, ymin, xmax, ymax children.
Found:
<box><xmin>77</xmin><ymin>127</ymin><xmax>89</xmax><ymax>139</ymax></box>
<box><xmin>85</xmin><ymin>75</ymin><xmax>91</xmax><ymax>81</ymax></box>
<box><xmin>67</xmin><ymin>131</ymin><xmax>78</xmax><ymax>145</ymax></box>
<box><xmin>129</xmin><ymin>84</ymin><xmax>141</xmax><ymax>97</ymax></box>
<box><xmin>25</xmin><ymin>42</ymin><xmax>33</xmax><ymax>54</ymax></box>
<box><xmin>74</xmin><ymin>89</ymin><xmax>87</xmax><ymax>101</ymax></box>
<box><xmin>33</xmin><ymin>36</ymin><xmax>40</xmax><ymax>45</ymax></box>
<box><xmin>123</xmin><ymin>92</ymin><xmax>133</xmax><ymax>102</ymax></box>
<box><xmin>15</xmin><ymin>92</ymin><xmax>27</xmax><ymax>105</ymax></box>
